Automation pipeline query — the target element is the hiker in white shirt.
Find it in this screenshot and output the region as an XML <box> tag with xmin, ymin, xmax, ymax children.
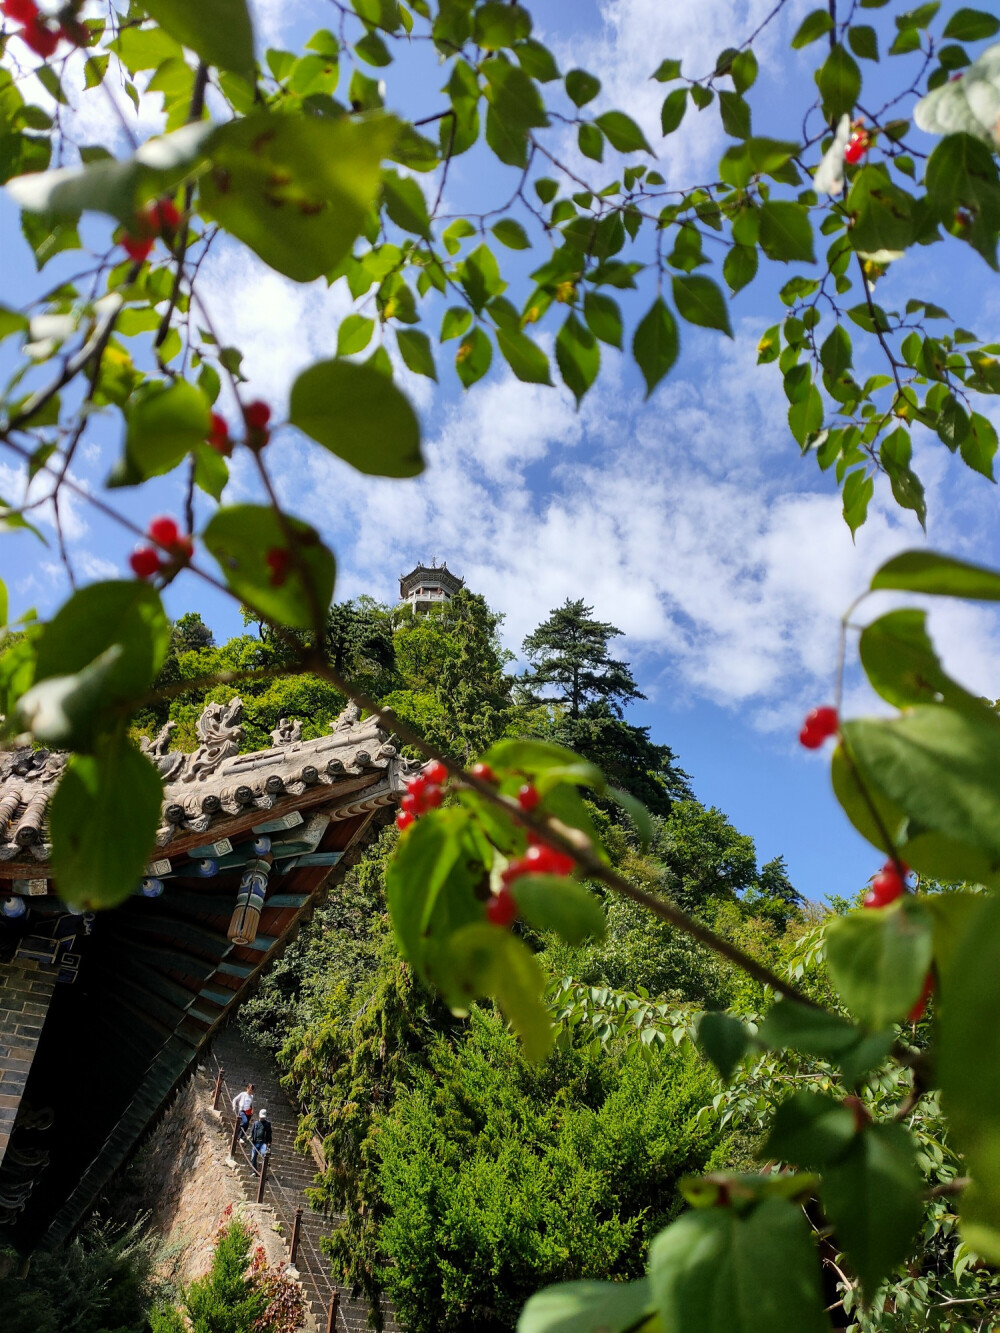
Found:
<box><xmin>231</xmin><ymin>1082</ymin><xmax>254</xmax><ymax>1138</ymax></box>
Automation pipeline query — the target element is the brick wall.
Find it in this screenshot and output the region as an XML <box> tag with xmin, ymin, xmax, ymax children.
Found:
<box><xmin>0</xmin><ymin>958</ymin><xmax>58</xmax><ymax>1170</ymax></box>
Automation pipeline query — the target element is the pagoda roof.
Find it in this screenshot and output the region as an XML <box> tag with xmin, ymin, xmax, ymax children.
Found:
<box><xmin>398</xmin><ymin>562</ymin><xmax>464</xmax><ymax>599</ymax></box>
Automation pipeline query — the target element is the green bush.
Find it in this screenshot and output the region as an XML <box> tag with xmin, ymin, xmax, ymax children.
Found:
<box><xmin>0</xmin><ymin>1219</ymin><xmax>166</xmax><ymax>1333</ymax></box>
<box><xmin>183</xmin><ymin>1220</ymin><xmax>270</xmax><ymax>1333</ymax></box>
<box><xmin>375</xmin><ymin>1009</ymin><xmax>722</xmax><ymax>1333</ymax></box>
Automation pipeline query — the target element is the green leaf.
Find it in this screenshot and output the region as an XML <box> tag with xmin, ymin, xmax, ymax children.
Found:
<box><xmin>484</xmin><ymin>737</ymin><xmax>605</xmax><ymax>793</ymax></box>
<box><xmin>578</xmin><ymin>122</ymin><xmax>604</xmax><ymax>161</ymax></box>
<box><xmin>962</xmin><ymin>411</ymin><xmax>998</xmax><ymax>479</ymax></box>
<box><xmin>821</xmin><ymin>1123</ymin><xmax>924</xmax><ymax>1295</ymax></box>
<box><xmin>381</xmin><ymin>168</ymin><xmax>431</xmax><ymax>238</ymax></box>
<box><xmin>671</xmin><ymin>274</ymin><xmax>733</xmax><ymax>336</ymax></box>
<box><xmin>124</xmin><ymin>379</ymin><xmax>209</xmax><ymax>480</ymax></box>
<box><xmin>594</xmin><ymin>111</ymin><xmax>652</xmax><ymax>153</ymax></box>
<box><xmin>723</xmin><ymin>243</ymin><xmax>758</xmax><ymax>293</ymax></box>
<box><xmin>817</xmin><ymin>44</ymin><xmax>861</xmax><ymax>121</ymax></box>
<box><xmin>757</xmin><ymin>999</ymin><xmax>861</xmax><ymax>1057</ymax></box>
<box><xmin>652</xmin><ymin>57</ymin><xmax>682</xmax><ymax>82</ymax></box>
<box><xmin>871</xmin><ymin>549</ymin><xmax>1000</xmax><ymax>599</ymax></box>
<box><xmin>203</xmin><ymin>504</ymin><xmax>336</xmax><ymax>630</ymax></box>
<box><xmin>696</xmin><ymin>1011</ymin><xmax>750</xmax><ymax>1081</ymax></box>
<box><xmin>847</xmin><ymin>166</ymin><xmax>916</xmax><ymax>256</ymax></box>
<box><xmin>660</xmin><ymin>87</ymin><xmax>688</xmax><ymax>136</ymax></box>
<box><xmin>758</xmin><ymin>201</ymin><xmax>815</xmax><ymax>263</ymax></box>
<box><xmin>201</xmin><ymin>112</ymin><xmax>400</xmax><ymax>283</ymax></box>
<box><xmin>512</xmin><ymin>873</ymin><xmax>606</xmax><ymax>945</ymax></box>
<box><xmin>49</xmin><ymin>734</ymin><xmax>162</xmax><ymax>911</ymax></box>
<box><xmin>337</xmin><ymin>313</ymin><xmax>375</xmax><ymax>355</ymax></box>
<box><xmin>7</xmin><ymin>121</ymin><xmax>211</xmax><ymax>225</ymax></box>
<box><xmin>565</xmin><ymin>69</ymin><xmax>601</xmax><ymax>106</ymax></box>
<box><xmin>606</xmin><ymin>785</ymin><xmax>653</xmax><ymax>846</ymax></box>
<box><xmin>289</xmin><ymin>358</ymin><xmax>423</xmax><ymax>477</ymax></box>
<box><xmin>495</xmin><ymin>325</ymin><xmax>552</xmax><ymax>384</ymax></box>
<box><xmin>396</xmin><ymin>328</ymin><xmax>437</xmax><ymax>380</ymax></box>
<box><xmin>192</xmin><ymin>443</ymin><xmax>228</xmax><ymax>500</ymax></box>
<box><xmin>848</xmin><ymin>23</ymin><xmax>880</xmax><ymax>59</ymax></box>
<box><xmin>33</xmin><ymin>580</ymin><xmax>169</xmax><ymax>707</ymax></box>
<box><xmin>632</xmin><ymin>297</ymin><xmax>679</xmax><ymax>398</ymax></box>
<box><xmin>842</xmin><ymin>467</ymin><xmax>874</xmax><ymax>536</ymax></box>
<box><xmin>583</xmin><ymin>291</ymin><xmax>623</xmax><ymax>348</ymax></box>
<box><xmin>139</xmin><ymin>0</ymin><xmax>253</xmax><ymax>75</ymax></box>
<box><xmin>820</xmin><ymin>324</ymin><xmax>852</xmax><ymax>377</ymax></box>
<box><xmin>719</xmin><ymin>90</ymin><xmax>752</xmax><ymax>139</ymax></box>
<box><xmin>482</xmin><ymin>58</ymin><xmax>548</xmax><ymax>168</ymax></box>
<box><xmin>555</xmin><ymin>312</ymin><xmax>599</xmax><ymax>405</ymax></box>
<box><xmin>764</xmin><ymin>1091</ymin><xmax>858</xmax><ymax>1169</ymax></box>
<box><xmin>649</xmin><ymin>1198</ymin><xmax>828</xmax><ymax>1333</ymax></box>
<box><xmin>792</xmin><ymin>7</ymin><xmax>834</xmax><ymax>47</ymax></box>
<box><xmin>456</xmin><ymin>326</ymin><xmax>493</xmax><ymax>386</ymax></box>
<box><xmin>943</xmin><ymin>7</ymin><xmax>1000</xmax><ymax>39</ymax></box>
<box><xmin>731</xmin><ymin>50</ymin><xmax>758</xmax><ymax>93</ymax></box>
<box><xmin>355</xmin><ymin>30</ymin><xmax>391</xmax><ymax>65</ymax></box>
<box><xmin>825</xmin><ymin>898</ymin><xmax>934</xmax><ymax>1029</ymax></box>
<box><xmin>491</xmin><ymin>218</ymin><xmax>531</xmax><ymax>249</ymax></box>
<box><xmin>831</xmin><ymin>741</ymin><xmax>1000</xmax><ymax>888</ymax></box>
<box><xmin>880</xmin><ymin>426</ymin><xmax>926</xmax><ymax>528</ymax></box>
<box><xmin>841</xmin><ymin>707</ymin><xmax>1000</xmax><ymax>863</ymax></box>
<box><xmin>441</xmin><ymin>306</ymin><xmax>472</xmax><ymax>342</ymax></box>
<box><xmin>860</xmin><ymin>608</ymin><xmax>987</xmax><ymax>713</ymax></box>
<box><xmin>447</xmin><ymin>922</ymin><xmax>554</xmax><ymax>1060</ymax></box>
<box><xmin>473</xmin><ymin>1</ymin><xmax>532</xmax><ymax>49</ymax></box>
<box><xmin>518</xmin><ymin>1279</ymin><xmax>653</xmax><ymax>1333</ymax></box>
<box><xmin>17</xmin><ymin>646</ymin><xmax>127</xmax><ymax>749</ymax></box>
<box><xmin>937</xmin><ymin>893</ymin><xmax>1000</xmax><ymax>1259</ymax></box>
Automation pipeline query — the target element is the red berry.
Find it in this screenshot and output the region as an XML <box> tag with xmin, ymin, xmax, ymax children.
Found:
<box><xmin>208</xmin><ymin>412</ymin><xmax>231</xmax><ymax>456</ymax></box>
<box><xmin>20</xmin><ymin>14</ymin><xmax>59</xmax><ymax>55</ymax></box>
<box><xmin>908</xmin><ymin>972</ymin><xmax>934</xmax><ymax>1023</ymax></box>
<box><xmin>400</xmin><ymin>792</ymin><xmax>418</xmax><ymax>815</ymax></box>
<box><xmin>149</xmin><ymin>199</ymin><xmax>181</xmax><ymax>233</ymax></box>
<box><xmin>396</xmin><ymin>810</ymin><xmax>415</xmax><ymax>832</ymax></box>
<box><xmin>799</xmin><ymin>706</ymin><xmax>838</xmax><ymax>748</ymax></box>
<box><xmin>423</xmin><ymin>759</ymin><xmax>448</xmax><ymax>786</ymax></box>
<box><xmin>424</xmin><ymin>785</ymin><xmax>444</xmax><ymax>810</ymax></box>
<box><xmin>526</xmin><ymin>843</ymin><xmax>574</xmax><ymax>877</ymax></box>
<box><xmin>264</xmin><ymin>547</ymin><xmax>290</xmax><ymax>587</ymax></box>
<box><xmin>486</xmin><ymin>885</ymin><xmax>518</xmax><ymax>928</ymax></box>
<box><xmin>244</xmin><ymin>400</ymin><xmax>271</xmax><ymax>431</ymax></box>
<box><xmin>148</xmin><ymin>515</ymin><xmax>179</xmax><ymax>548</ymax></box>
<box><xmin>122</xmin><ymin>233</ymin><xmax>154</xmax><ymax>263</ymax></box>
<box><xmin>2</xmin><ymin>0</ymin><xmax>38</xmax><ymax>22</ymax></box>
<box><xmin>881</xmin><ymin>857</ymin><xmax>909</xmax><ymax>878</ymax></box>
<box><xmin>864</xmin><ymin>867</ymin><xmax>905</xmax><ymax>909</ymax></box>
<box><xmin>407</xmin><ymin>773</ymin><xmax>429</xmax><ymax>797</ymax></box>
<box><xmin>129</xmin><ymin>546</ymin><xmax>162</xmax><ymax>579</ymax></box>
<box><xmin>501</xmin><ymin>857</ymin><xmax>530</xmax><ymax>885</ymax></box>
<box><xmin>844</xmin><ymin>130</ymin><xmax>868</xmax><ymax>165</ymax></box>
<box><xmin>471</xmin><ymin>762</ymin><xmax>496</xmax><ymax>784</ymax></box>
<box><xmin>517</xmin><ymin>783</ymin><xmax>540</xmax><ymax>811</ymax></box>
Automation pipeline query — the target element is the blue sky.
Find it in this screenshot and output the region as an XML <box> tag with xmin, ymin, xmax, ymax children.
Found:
<box><xmin>2</xmin><ymin>0</ymin><xmax>1000</xmax><ymax>904</ymax></box>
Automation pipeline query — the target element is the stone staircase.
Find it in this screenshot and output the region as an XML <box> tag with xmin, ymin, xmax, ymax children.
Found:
<box><xmin>209</xmin><ymin>1027</ymin><xmax>397</xmax><ymax>1333</ymax></box>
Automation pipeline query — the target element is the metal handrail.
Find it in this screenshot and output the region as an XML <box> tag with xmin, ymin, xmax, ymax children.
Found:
<box><xmin>207</xmin><ymin>1050</ymin><xmax>354</xmax><ymax>1333</ymax></box>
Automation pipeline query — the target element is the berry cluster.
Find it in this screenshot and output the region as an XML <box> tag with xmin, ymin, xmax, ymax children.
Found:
<box><xmin>799</xmin><ymin>705</ymin><xmax>838</xmax><ymax>749</ymax></box>
<box><xmin>396</xmin><ymin>759</ymin><xmax>449</xmax><ymax>831</ymax></box>
<box><xmin>129</xmin><ymin>515</ymin><xmax>193</xmax><ymax>579</ymax></box>
<box><xmin>206</xmin><ymin>400</ymin><xmax>272</xmax><ymax>458</ymax></box>
<box><xmin>863</xmin><ymin>858</ymin><xmax>908</xmax><ymax>908</ymax></box>
<box><xmin>121</xmin><ymin>199</ymin><xmax>182</xmax><ymax>264</ymax></box>
<box><xmin>486</xmin><ymin>831</ymin><xmax>576</xmax><ymax>928</ymax></box>
<box><xmin>844</xmin><ymin>124</ymin><xmax>869</xmax><ymax>165</ymax></box>
<box><xmin>2</xmin><ymin>0</ymin><xmax>81</xmax><ymax>58</ymax></box>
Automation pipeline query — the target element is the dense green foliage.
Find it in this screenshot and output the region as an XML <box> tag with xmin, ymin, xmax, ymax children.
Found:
<box><xmin>376</xmin><ymin>1010</ymin><xmax>721</xmax><ymax>1333</ymax></box>
<box><xmin>0</xmin><ymin>1219</ymin><xmax>167</xmax><ymax>1333</ymax></box>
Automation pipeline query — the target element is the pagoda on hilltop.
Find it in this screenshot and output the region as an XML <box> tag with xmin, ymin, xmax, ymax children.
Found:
<box><xmin>398</xmin><ymin>559</ymin><xmax>464</xmax><ymax>614</ymax></box>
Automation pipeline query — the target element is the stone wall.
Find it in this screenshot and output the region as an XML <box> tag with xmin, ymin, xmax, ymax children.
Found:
<box><xmin>0</xmin><ymin>958</ymin><xmax>57</xmax><ymax>1170</ymax></box>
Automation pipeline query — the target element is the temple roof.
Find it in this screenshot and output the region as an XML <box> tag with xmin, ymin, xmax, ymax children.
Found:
<box><xmin>0</xmin><ymin>698</ymin><xmax>406</xmax><ymax>873</ymax></box>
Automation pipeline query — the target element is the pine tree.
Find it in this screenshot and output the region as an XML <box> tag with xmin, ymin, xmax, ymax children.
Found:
<box><xmin>520</xmin><ymin>599</ymin><xmax>644</xmax><ymax>719</ymax></box>
<box><xmin>184</xmin><ymin>1221</ymin><xmax>269</xmax><ymax>1333</ymax></box>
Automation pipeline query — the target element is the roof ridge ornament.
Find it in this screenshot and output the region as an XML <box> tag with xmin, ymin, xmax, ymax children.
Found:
<box><xmin>181</xmin><ymin>697</ymin><xmax>245</xmax><ymax>783</ymax></box>
<box><xmin>270</xmin><ymin>717</ymin><xmax>302</xmax><ymax>747</ymax></box>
